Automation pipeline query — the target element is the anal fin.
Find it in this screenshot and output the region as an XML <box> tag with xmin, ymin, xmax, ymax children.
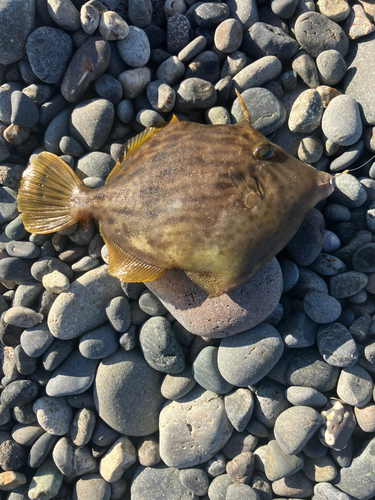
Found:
<box><xmin>100</xmin><ymin>228</ymin><xmax>166</xmax><ymax>283</ymax></box>
<box><xmin>185</xmin><ymin>270</ymin><xmax>226</xmax><ymax>298</ymax></box>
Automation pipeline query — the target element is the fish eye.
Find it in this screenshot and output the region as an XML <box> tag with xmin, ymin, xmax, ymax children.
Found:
<box><xmin>254</xmin><ymin>143</ymin><xmax>276</xmax><ymax>161</ymax></box>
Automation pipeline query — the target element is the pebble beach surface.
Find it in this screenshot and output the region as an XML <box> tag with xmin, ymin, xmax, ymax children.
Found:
<box><xmin>0</xmin><ymin>0</ymin><xmax>375</xmax><ymax>499</ymax></box>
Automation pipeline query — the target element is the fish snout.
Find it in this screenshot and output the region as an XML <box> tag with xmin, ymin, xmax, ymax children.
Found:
<box><xmin>317</xmin><ymin>171</ymin><xmax>334</xmax><ymax>201</ymax></box>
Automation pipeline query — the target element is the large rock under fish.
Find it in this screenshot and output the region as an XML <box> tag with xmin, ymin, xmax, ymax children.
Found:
<box><xmin>17</xmin><ymin>93</ymin><xmax>333</xmax><ymax>297</ymax></box>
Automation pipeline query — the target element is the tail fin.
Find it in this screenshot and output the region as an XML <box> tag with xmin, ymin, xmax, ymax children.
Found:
<box><xmin>17</xmin><ymin>151</ymin><xmax>84</xmax><ymax>234</ymax></box>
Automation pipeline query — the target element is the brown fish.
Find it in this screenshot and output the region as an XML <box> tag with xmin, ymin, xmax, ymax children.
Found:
<box><xmin>17</xmin><ymin>92</ymin><xmax>333</xmax><ymax>297</ymax></box>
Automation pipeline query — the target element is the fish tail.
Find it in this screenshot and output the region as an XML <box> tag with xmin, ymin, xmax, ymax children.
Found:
<box><xmin>17</xmin><ymin>151</ymin><xmax>86</xmax><ymax>234</ymax></box>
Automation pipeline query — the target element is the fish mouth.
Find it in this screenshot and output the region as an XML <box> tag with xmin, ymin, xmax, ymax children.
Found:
<box><xmin>317</xmin><ymin>172</ymin><xmax>334</xmax><ymax>199</ymax></box>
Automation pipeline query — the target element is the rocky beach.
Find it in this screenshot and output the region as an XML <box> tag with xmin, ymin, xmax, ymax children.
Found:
<box><xmin>0</xmin><ymin>0</ymin><xmax>375</xmax><ymax>499</ymax></box>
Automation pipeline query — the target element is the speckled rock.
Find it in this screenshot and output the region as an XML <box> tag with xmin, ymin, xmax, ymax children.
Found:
<box><xmin>131</xmin><ymin>466</ymin><xmax>196</xmax><ymax>500</ymax></box>
<box><xmin>94</xmin><ymin>348</ymin><xmax>165</xmax><ymax>436</ymax></box>
<box><xmin>0</xmin><ymin>0</ymin><xmax>35</xmax><ymax>65</ymax></box>
<box><xmin>159</xmin><ymin>385</ymin><xmax>233</xmax><ymax>468</ymax></box>
<box><xmin>146</xmin><ymin>258</ymin><xmax>282</xmax><ymax>338</ymax></box>
<box><xmin>47</xmin><ymin>265</ymin><xmax>123</xmax><ymax>339</ymax></box>
<box><xmin>33</xmin><ymin>396</ymin><xmax>72</xmax><ymax>435</ymax></box>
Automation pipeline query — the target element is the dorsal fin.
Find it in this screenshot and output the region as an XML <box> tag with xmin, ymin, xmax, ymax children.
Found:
<box><xmin>234</xmin><ymin>88</ymin><xmax>252</xmax><ymax>125</ymax></box>
<box><xmin>100</xmin><ymin>227</ymin><xmax>166</xmax><ymax>282</ymax></box>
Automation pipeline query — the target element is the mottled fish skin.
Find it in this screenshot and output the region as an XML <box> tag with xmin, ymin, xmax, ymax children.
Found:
<box><xmin>72</xmin><ymin>119</ymin><xmax>333</xmax><ymax>295</ymax></box>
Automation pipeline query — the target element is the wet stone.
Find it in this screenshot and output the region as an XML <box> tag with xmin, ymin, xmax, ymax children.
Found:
<box><xmin>61</xmin><ymin>37</ymin><xmax>110</xmax><ymax>103</ymax></box>
<box><xmin>294</xmin><ymin>12</ymin><xmax>349</xmax><ymax>58</ymax></box>
<box><xmin>46</xmin><ymin>349</ymin><xmax>98</xmax><ymax>397</ymax></box>
<box><xmin>26</xmin><ymin>27</ymin><xmax>73</xmax><ymax>84</ymax></box>
<box><xmin>264</xmin><ymin>439</ymin><xmax>303</xmax><ymax>481</ymax></box>
<box><xmin>159</xmin><ymin>385</ymin><xmax>232</xmax><ymax>468</ymax></box>
<box><xmin>337</xmin><ymin>365</ymin><xmax>374</xmax><ymax>407</ymax></box>
<box><xmin>94</xmin><ymin>348</ymin><xmax>165</xmax><ymax>436</ymax></box>
<box><xmin>329</xmin><ymin>271</ymin><xmax>368</xmax><ymax>298</ymax></box>
<box><xmin>139</xmin><ymin>316</ymin><xmax>185</xmax><ymax>373</ymax></box>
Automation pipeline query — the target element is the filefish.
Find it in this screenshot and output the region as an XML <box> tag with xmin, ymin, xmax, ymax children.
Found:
<box><xmin>17</xmin><ymin>92</ymin><xmax>333</xmax><ymax>297</ymax></box>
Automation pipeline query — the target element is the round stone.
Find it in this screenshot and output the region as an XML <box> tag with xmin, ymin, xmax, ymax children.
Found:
<box><xmin>316</xmin><ymin>49</ymin><xmax>346</xmax><ymax>86</ymax></box>
<box><xmin>74</xmin><ymin>474</ymin><xmax>111</xmax><ymax>500</ymax></box>
<box><xmin>317</xmin><ymin>323</ymin><xmax>358</xmax><ymax>367</ymax></box>
<box><xmin>274</xmin><ymin>406</ymin><xmax>321</xmax><ymax>455</ymax></box>
<box><xmin>288</xmin><ymin>89</ymin><xmax>323</xmax><ymax>133</ymax></box>
<box><xmin>330</xmin><ymin>271</ymin><xmax>368</xmax><ymax>298</ymax></box>
<box><xmin>159</xmin><ymin>385</ymin><xmax>232</xmax><ymax>468</ymax></box>
<box><xmin>337</xmin><ymin>365</ymin><xmax>374</xmax><ymax>407</ymax></box>
<box><xmin>99</xmin><ymin>11</ymin><xmax>129</xmax><ymax>41</ymax></box>
<box><xmin>214</xmin><ymin>19</ymin><xmax>243</xmax><ymax>53</ymax></box>
<box><xmin>192</xmin><ymin>346</ymin><xmax>234</xmax><ymax>394</ymax></box>
<box><xmin>217</xmin><ymin>323</ymin><xmax>284</xmax><ymax>386</ymax></box>
<box><xmin>117</xmin><ymin>26</ymin><xmax>150</xmax><ymax>67</ymax></box>
<box><xmin>94</xmin><ymin>348</ymin><xmax>165</xmax><ymax>436</ymax></box>
<box><xmin>1</xmin><ymin>380</ymin><xmax>38</xmax><ymax>409</ymax></box>
<box><xmin>79</xmin><ymin>324</ymin><xmax>119</xmax><ymax>359</ymax></box>
<box><xmin>303</xmin><ymin>291</ymin><xmax>342</xmax><ymax>324</ymax></box>
<box><xmin>322</xmin><ymin>95</ymin><xmax>363</xmax><ymax>147</ymax></box>
<box><xmin>131</xmin><ymin>466</ymin><xmax>196</xmax><ymax>500</ymax></box>
<box><xmin>33</xmin><ymin>396</ymin><xmax>72</xmax><ymax>436</ymax></box>
<box><xmin>26</xmin><ymin>27</ymin><xmax>73</xmax><ymax>84</ymax></box>
<box><xmin>118</xmin><ymin>67</ymin><xmax>152</xmax><ymax>99</ymax></box>
<box><xmin>224</xmin><ymin>388</ymin><xmax>254</xmax><ymax>432</ymax></box>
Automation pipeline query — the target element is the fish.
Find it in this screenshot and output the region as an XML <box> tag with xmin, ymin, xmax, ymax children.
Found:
<box><xmin>17</xmin><ymin>91</ymin><xmax>334</xmax><ymax>298</ymax></box>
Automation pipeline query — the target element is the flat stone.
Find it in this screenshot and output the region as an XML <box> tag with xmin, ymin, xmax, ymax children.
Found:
<box><xmin>47</xmin><ymin>265</ymin><xmax>123</xmax><ymax>339</ymax></box>
<box><xmin>274</xmin><ymin>406</ymin><xmax>321</xmax><ymax>455</ymax></box>
<box><xmin>117</xmin><ymin>26</ymin><xmax>150</xmax><ymax>67</ymax></box>
<box><xmin>146</xmin><ymin>258</ymin><xmax>282</xmax><ymax>338</ymax></box>
<box><xmin>94</xmin><ymin>348</ymin><xmax>165</xmax><ymax>436</ymax></box>
<box><xmin>159</xmin><ymin>385</ymin><xmax>233</xmax><ymax>468</ymax></box>
<box><xmin>232</xmin><ymin>56</ymin><xmax>282</xmax><ymax>97</ymax></box>
<box><xmin>52</xmin><ymin>436</ymin><xmax>97</xmax><ymax>476</ymax></box>
<box><xmin>46</xmin><ymin>0</ymin><xmax>80</xmax><ymax>31</ymax></box>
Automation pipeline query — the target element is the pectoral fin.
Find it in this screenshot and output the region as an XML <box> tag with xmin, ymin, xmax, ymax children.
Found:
<box><xmin>100</xmin><ymin>228</ymin><xmax>166</xmax><ymax>282</ymax></box>
<box><xmin>228</xmin><ymin>167</ymin><xmax>262</xmax><ymax>210</ymax></box>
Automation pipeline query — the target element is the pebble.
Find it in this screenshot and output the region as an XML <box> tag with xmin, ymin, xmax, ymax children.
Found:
<box><xmin>6</xmin><ymin>241</ymin><xmax>40</xmax><ymax>260</ymax></box>
<box><xmin>159</xmin><ymin>386</ymin><xmax>232</xmax><ymax>468</ymax></box>
<box><xmin>192</xmin><ymin>346</ymin><xmax>234</xmax><ymax>394</ymax></box>
<box><xmin>274</xmin><ymin>405</ymin><xmax>321</xmax><ymax>455</ymax></box>
<box><xmin>10</xmin><ymin>91</ymin><xmax>39</xmax><ymax>128</ymax></box>
<box><xmin>128</xmin><ymin>0</ymin><xmax>153</xmax><ymax>28</ymax></box>
<box><xmin>278</xmin><ymin>310</ymin><xmax>316</xmax><ymax>348</ymax></box>
<box><xmin>310</xmin><ymin>253</ymin><xmax>346</xmax><ymax>276</ymax></box>
<box><xmin>0</xmin><ymin>470</ymin><xmax>26</xmax><ymax>491</ymax></box>
<box><xmin>331</xmin><ymin>174</ymin><xmax>368</xmax><ymax>208</ymax></box>
<box><xmin>329</xmin><ymin>270</ymin><xmax>368</xmax><ymax>298</ymax></box>
<box><xmin>0</xmin><ymin>188</ymin><xmax>19</xmax><ymax>224</ymax></box>
<box><xmin>226</xmin><ymin>0</ymin><xmax>258</xmax><ymax>30</ymax></box>
<box><xmin>226</xmin><ymin>451</ymin><xmax>254</xmax><ymax>484</ymax></box>
<box><xmin>11</xmin><ymin>423</ymin><xmax>44</xmax><ymax>447</ymax></box>
<box><xmin>346</xmin><ymin>3</ymin><xmax>375</xmax><ymax>40</ymax></box>
<box><xmin>28</xmin><ymin>432</ymin><xmax>58</xmax><ymax>468</ymax></box>
<box><xmin>288</xmin><ymin>89</ymin><xmax>323</xmax><ymax>133</ymax></box>
<box><xmin>244</xmin><ymin>22</ymin><xmax>299</xmax><ymax>61</ymax></box>
<box><xmin>286</xmin><ymin>386</ymin><xmax>327</xmax><ymax>407</ymax></box>
<box><xmin>46</xmin><ymin>0</ymin><xmax>80</xmax><ymax>31</ymax></box>
<box><xmin>118</xmin><ymin>67</ymin><xmax>152</xmax><ymax>99</ymax></box>
<box><xmin>99</xmin><ymin>436</ymin><xmax>136</xmax><ymax>482</ymax></box>
<box><xmin>146</xmin><ymin>80</ymin><xmax>175</xmax><ymax>113</ymax></box>
<box><xmin>26</xmin><ymin>27</ymin><xmax>73</xmax><ymax>84</ymax></box>
<box><xmin>303</xmin><ymin>455</ymin><xmax>337</xmax><ymax>482</ymax></box>
<box><xmin>292</xmin><ymin>50</ymin><xmax>320</xmax><ymax>88</ymax></box>
<box><xmin>0</xmin><ymin>440</ymin><xmax>26</xmax><ymax>471</ymax></box>
<box><xmin>336</xmin><ymin>365</ymin><xmax>374</xmax><ymax>407</ymax></box>
<box><xmin>131</xmin><ymin>465</ymin><xmax>195</xmax><ymax>500</ymax></box>
<box><xmin>254</xmin><ymin>379</ymin><xmax>291</xmax><ymax>428</ymax></box>
<box><xmin>294</xmin><ymin>12</ymin><xmax>349</xmax><ymax>58</ymax></box>
<box><xmin>194</xmin><ymin>3</ymin><xmax>229</xmax><ymax>28</ymax></box>
<box><xmin>317</xmin><ymin>323</ymin><xmax>358</xmax><ymax>367</ymax></box>
<box><xmin>334</xmin><ymin>437</ymin><xmax>375</xmax><ymax>499</ymax></box>
<box><xmin>146</xmin><ymin>259</ymin><xmax>282</xmax><ymax>338</ymax></box>
<box><xmin>47</xmin><ymin>265</ymin><xmax>122</xmax><ymax>339</ymax></box>
<box><xmin>44</xmin><ymin>106</ymin><xmax>71</xmax><ymax>154</ymax></box>
<box><xmin>42</xmin><ymin>271</ymin><xmax>70</xmax><ymax>294</ymax></box>
<box><xmin>264</xmin><ymin>439</ymin><xmax>303</xmax><ymax>481</ymax></box>
<box><xmin>79</xmin><ymin>324</ymin><xmax>119</xmax><ymax>359</ymax></box>
<box><xmin>317</xmin><ymin>0</ymin><xmax>350</xmax><ymax>22</ymax></box>
<box><xmin>217</xmin><ymin>323</ymin><xmax>283</xmax><ymax>386</ymax></box>
<box><xmin>224</xmin><ymin>388</ymin><xmax>254</xmax><ymax>433</ymax></box>
<box><xmin>231</xmin><ymin>87</ymin><xmax>285</xmax><ymax>135</ymax></box>
<box><xmin>32</xmin><ymin>396</ymin><xmax>71</xmax><ymax>436</ymax></box>
<box><xmin>298</xmin><ymin>135</ymin><xmax>323</xmax><ymax>163</ymax></box>
<box><xmin>353</xmin><ymin>242</ymin><xmax>375</xmax><ymax>273</ymax></box>
<box><xmin>0</xmin><ymin>0</ymin><xmax>35</xmax><ymax>64</ymax></box>
<box><xmin>167</xmin><ymin>13</ymin><xmax>191</xmax><ymax>55</ymax></box>
<box><xmin>214</xmin><ymin>19</ymin><xmax>243</xmax><ymax>53</ymax></box>
<box><xmin>303</xmin><ymin>291</ymin><xmax>342</xmax><ymax>324</ymax></box>
<box><xmin>61</xmin><ymin>37</ymin><xmax>110</xmax><ymax>103</ymax></box>
<box><xmin>52</xmin><ymin>436</ymin><xmax>97</xmax><ymax>476</ymax></box>
<box><xmin>117</xmin><ymin>26</ymin><xmax>150</xmax><ymax>68</ymax></box>
<box><xmin>268</xmin><ymin>347</ymin><xmax>339</xmax><ymax>392</ymax></box>
<box><xmin>322</xmin><ymin>95</ymin><xmax>363</xmax><ymax>147</ymax></box>
<box><xmin>28</xmin><ymin>457</ymin><xmax>63</xmax><ymax>499</ymax></box>
<box><xmin>179</xmin><ymin>468</ymin><xmax>209</xmax><ymax>496</ymax></box>
<box><xmin>185</xmin><ymin>51</ymin><xmax>221</xmax><ymax>85</ymax></box>
<box><xmin>316</xmin><ymin>50</ymin><xmax>346</xmax><ymax>86</ymax></box>
<box><xmin>74</xmin><ymin>474</ymin><xmax>111</xmax><ymax>500</ymax></box>
<box><xmin>272</xmin><ymin>469</ymin><xmax>314</xmax><ymax>497</ymax></box>
<box><xmin>70</xmin><ymin>407</ymin><xmax>96</xmax><ymax>446</ymax></box>
<box><xmin>286</xmin><ymin>208</ymin><xmax>325</xmax><ymax>266</ymax></box>
<box><xmin>4</xmin><ymin>307</ymin><xmax>43</xmax><ymax>329</ymax></box>
<box><xmin>99</xmin><ymin>11</ymin><xmax>129</xmax><ymax>41</ymax></box>
<box><xmin>14</xmin><ymin>345</ymin><xmax>37</xmax><ymax>376</ymax></box>
<box><xmin>174</xmin><ymin>77</ymin><xmax>217</xmax><ymax>111</ymax></box>
<box><xmin>232</xmin><ymin>55</ymin><xmax>282</xmax><ymax>96</ymax></box>
<box><xmin>31</xmin><ymin>256</ymin><xmax>73</xmax><ymax>282</ymax></box>
<box><xmin>139</xmin><ymin>316</ymin><xmax>185</xmax><ymax>373</ymax></box>
<box><xmin>76</xmin><ymin>152</ymin><xmax>115</xmax><ymax>180</ymax></box>
<box><xmin>105</xmin><ymin>296</ymin><xmax>131</xmax><ymax>333</ymax></box>
<box><xmin>178</xmin><ymin>35</ymin><xmax>207</xmax><ymax>63</ymax></box>
<box><xmin>138</xmin><ymin>434</ymin><xmax>161</xmax><ymax>467</ymax></box>
<box><xmin>160</xmin><ymin>367</ymin><xmax>196</xmax><ymax>400</ymax></box>
<box><xmin>94</xmin><ymin>348</ymin><xmax>165</xmax><ymax>436</ymax></box>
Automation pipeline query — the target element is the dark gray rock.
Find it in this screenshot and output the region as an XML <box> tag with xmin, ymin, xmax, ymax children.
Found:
<box><xmin>117</xmin><ymin>26</ymin><xmax>150</xmax><ymax>67</ymax></box>
<box><xmin>10</xmin><ymin>91</ymin><xmax>39</xmax><ymax>128</ymax></box>
<box><xmin>131</xmin><ymin>465</ymin><xmax>195</xmax><ymax>500</ymax></box>
<box><xmin>317</xmin><ymin>323</ymin><xmax>358</xmax><ymax>367</ymax></box>
<box><xmin>174</xmin><ymin>77</ymin><xmax>217</xmax><ymax>111</ymax></box>
<box><xmin>28</xmin><ymin>432</ymin><xmax>58</xmax><ymax>468</ymax></box>
<box><xmin>128</xmin><ymin>0</ymin><xmax>152</xmax><ymax>28</ymax></box>
<box><xmin>0</xmin><ymin>187</ymin><xmax>19</xmax><ymax>223</ymax></box>
<box><xmin>310</xmin><ymin>253</ymin><xmax>347</xmax><ymax>276</ymax></box>
<box><xmin>26</xmin><ymin>27</ymin><xmax>73</xmax><ymax>83</ymax></box>
<box><xmin>194</xmin><ymin>3</ymin><xmax>229</xmax><ymax>28</ymax></box>
<box><xmin>79</xmin><ymin>324</ymin><xmax>119</xmax><ymax>359</ymax></box>
<box><xmin>286</xmin><ymin>386</ymin><xmax>327</xmax><ymax>407</ymax></box>
<box><xmin>0</xmin><ymin>257</ymin><xmax>32</xmax><ymax>281</ymax></box>
<box><xmin>330</xmin><ymin>271</ymin><xmax>368</xmax><ymax>298</ymax></box>
<box><xmin>192</xmin><ymin>346</ymin><xmax>234</xmax><ymax>394</ymax></box>
<box><xmin>43</xmin><ymin>339</ymin><xmax>76</xmax><ymax>371</ymax></box>
<box><xmin>61</xmin><ymin>37</ymin><xmax>110</xmax><ymax>103</ymax></box>
<box><xmin>353</xmin><ymin>243</ymin><xmax>375</xmax><ymax>273</ymax></box>
<box><xmin>0</xmin><ymin>0</ymin><xmax>35</xmax><ymax>65</ymax></box>
<box><xmin>294</xmin><ymin>12</ymin><xmax>349</xmax><ymax>58</ymax></box>
<box><xmin>94</xmin><ymin>74</ymin><xmax>123</xmax><ymax>104</ymax></box>
<box><xmin>254</xmin><ymin>379</ymin><xmax>290</xmax><ymax>428</ymax></box>
<box><xmin>1</xmin><ymin>380</ymin><xmax>38</xmax><ymax>408</ymax></box>
<box><xmin>286</xmin><ymin>209</ymin><xmax>325</xmax><ymax>266</ymax></box>
<box><xmin>139</xmin><ymin>316</ymin><xmax>185</xmax><ymax>373</ymax></box>
<box><xmin>243</xmin><ymin>22</ymin><xmax>299</xmax><ymax>61</ymax></box>
<box><xmin>0</xmin><ymin>439</ymin><xmax>27</xmax><ymax>471</ymax></box>
<box><xmin>167</xmin><ymin>13</ymin><xmax>191</xmax><ymax>55</ymax></box>
<box><xmin>278</xmin><ymin>311</ymin><xmax>316</xmax><ymax>348</ymax></box>
<box><xmin>185</xmin><ymin>51</ymin><xmax>221</xmax><ymax>85</ymax></box>
<box><xmin>94</xmin><ymin>348</ymin><xmax>165</xmax><ymax>436</ymax></box>
<box><xmin>303</xmin><ymin>291</ymin><xmax>342</xmax><ymax>324</ymax></box>
<box><xmin>316</xmin><ymin>49</ymin><xmax>346</xmax><ymax>86</ymax></box>
<box><xmin>44</xmin><ymin>107</ymin><xmax>72</xmax><ymax>154</ymax></box>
